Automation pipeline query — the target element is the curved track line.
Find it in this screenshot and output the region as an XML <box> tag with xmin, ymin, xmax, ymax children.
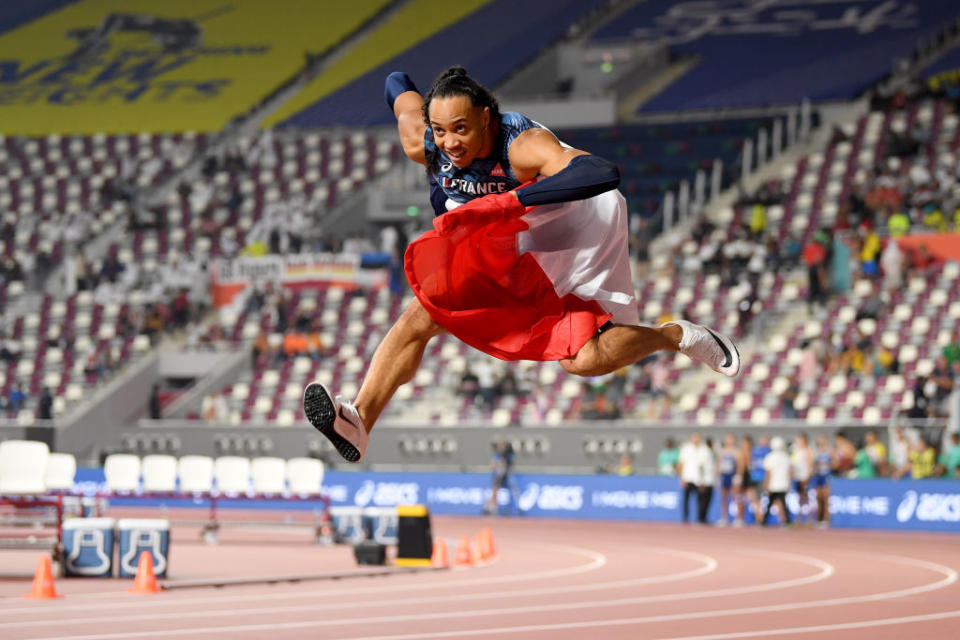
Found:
<box><xmin>0</xmin><ymin>541</ymin><xmax>607</xmax><ymax>615</ymax></box>
<box><xmin>656</xmin><ymin>609</ymin><xmax>960</xmax><ymax>640</ymax></box>
<box><xmin>0</xmin><ymin>546</ymin><xmax>713</xmax><ymax>628</ymax></box>
<box><xmin>16</xmin><ymin>550</ymin><xmax>832</xmax><ymax>639</ymax></box>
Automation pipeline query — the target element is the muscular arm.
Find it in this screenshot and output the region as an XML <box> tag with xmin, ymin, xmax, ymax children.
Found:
<box><xmin>394</xmin><ymin>92</ymin><xmax>427</xmax><ymax>166</ymax></box>
<box><xmin>507</xmin><ymin>128</ymin><xmax>620</xmax><ymax>206</ymax></box>
<box><xmin>507</xmin><ymin>128</ymin><xmax>588</xmax><ymax>181</ymax></box>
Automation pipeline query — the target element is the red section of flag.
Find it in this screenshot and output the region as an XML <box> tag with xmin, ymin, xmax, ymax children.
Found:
<box><xmin>405</xmin><ymin>196</ymin><xmax>610</xmax><ymax>361</ymax></box>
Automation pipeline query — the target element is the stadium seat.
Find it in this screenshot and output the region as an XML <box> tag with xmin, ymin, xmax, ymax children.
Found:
<box><xmin>103</xmin><ymin>453</ymin><xmax>141</xmax><ymax>494</ymax></box>
<box><xmin>251</xmin><ymin>457</ymin><xmax>287</xmax><ymax>495</ymax></box>
<box><xmin>0</xmin><ymin>440</ymin><xmax>50</xmax><ymax>495</ymax></box>
<box><xmin>178</xmin><ymin>456</ymin><xmax>214</xmax><ymax>494</ymax></box>
<box><xmin>286</xmin><ymin>457</ymin><xmax>325</xmax><ymax>497</ymax></box>
<box><xmin>214</xmin><ymin>457</ymin><xmax>251</xmax><ymax>496</ymax></box>
<box><xmin>142</xmin><ymin>455</ymin><xmax>178</xmax><ymax>493</ymax></box>
<box><xmin>43</xmin><ymin>452</ymin><xmax>77</xmax><ymax>493</ymax></box>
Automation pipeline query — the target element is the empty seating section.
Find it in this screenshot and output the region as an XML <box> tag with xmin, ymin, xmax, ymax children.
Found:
<box><xmin>592</xmin><ymin>2</ymin><xmax>960</xmax><ymax>111</ymax></box>
<box><xmin>273</xmin><ymin>0</ymin><xmax>606</xmax><ymax>128</ymax></box>
<box><xmin>557</xmin><ymin>118</ymin><xmax>782</xmax><ymax>216</ymax></box>
<box><xmin>103</xmin><ymin>453</ymin><xmax>325</xmax><ymax>499</ymax></box>
<box><xmin>669</xmin><ymin>98</ymin><xmax>960</xmax><ymax>425</ymax></box>
<box><xmin>115</xmin><ymin>131</ymin><xmax>402</xmax><ymax>270</ymax></box>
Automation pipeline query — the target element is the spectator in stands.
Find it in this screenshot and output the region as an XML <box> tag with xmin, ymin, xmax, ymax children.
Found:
<box><xmin>283</xmin><ymin>331</ymin><xmax>308</xmax><ymax>359</ymax></box>
<box><xmin>889</xmin><ymin>426</ymin><xmax>912</xmax><ymax>478</ymax></box>
<box><xmin>458</xmin><ymin>367</ymin><xmax>480</xmax><ymax>401</ymax></box>
<box><xmin>483</xmin><ymin>440</ymin><xmax>516</xmax><ymax>515</ymax></box>
<box><xmin>306</xmin><ymin>330</ymin><xmax>326</xmax><ymax>360</ymax></box>
<box><xmin>0</xmin><ymin>332</ymin><xmax>21</xmax><ymax>362</ymax></box>
<box><xmin>937</xmin><ymin>433</ymin><xmax>960</xmax><ymax>478</ymax></box>
<box><xmin>833</xmin><ymin>431</ymin><xmax>857</xmax><ymax>475</ymax></box>
<box><xmin>864</xmin><ymin>430</ymin><xmax>887</xmax><ymax>477</ymax></box>
<box><xmin>930</xmin><ymin>355</ymin><xmax>956</xmax><ymax>416</ymax></box>
<box><xmin>38</xmin><ymin>388</ymin><xmax>53</xmax><ymax>421</ymax></box>
<box><xmin>907</xmin><ymin>376</ymin><xmax>933</xmax><ymax>419</ymax></box>
<box><xmin>148</xmin><ymin>384</ymin><xmax>162</xmax><ymax>420</ymax></box>
<box><xmin>780</xmin><ymin>381</ymin><xmax>799</xmax><ymax>419</ymax></box>
<box><xmin>735</xmin><ymin>435</ymin><xmax>759</xmax><ymax>527</ymax></box>
<box><xmin>762</xmin><ymin>437</ymin><xmax>792</xmax><ymax>527</ymax></box>
<box><xmin>678</xmin><ymin>432</ymin><xmax>708</xmax><ymax>524</ymax></box>
<box><xmin>251</xmin><ymin>331</ymin><xmax>271</xmax><ymax>369</ymax></box>
<box><xmin>7</xmin><ymin>382</ymin><xmax>25</xmax><ymax>415</ymax></box>
<box><xmin>201</xmin><ymin>392</ymin><xmax>229</xmax><ymax>424</ymax></box>
<box><xmin>802</xmin><ymin>237</ymin><xmax>828</xmax><ymax>313</ymax></box>
<box><xmin>473</xmin><ymin>360</ymin><xmax>497</xmax><ymax>409</ymax></box>
<box><xmin>812</xmin><ymin>434</ymin><xmax>833</xmax><ymax>527</ymax></box>
<box><xmin>615</xmin><ymin>453</ymin><xmax>634</xmax><ymax>476</ymax></box>
<box><xmin>647</xmin><ymin>354</ymin><xmax>671</xmax><ymax>419</ymax></box>
<box><xmin>792</xmin><ymin>434</ymin><xmax>813</xmax><ymax>524</ymax></box>
<box><xmin>580</xmin><ymin>392</ymin><xmax>621</xmax><ymax>420</ymax></box>
<box><xmin>658</xmin><ymin>438</ymin><xmax>679</xmax><ymax>476</ymax></box>
<box><xmin>880</xmin><ymin>237</ymin><xmax>905</xmax><ymax>291</ymax></box>
<box><xmin>908</xmin><ymin>438</ymin><xmax>937</xmax><ymax>479</ymax></box>
<box><xmin>698</xmin><ymin>437</ymin><xmax>716</xmax><ymax>525</ymax></box>
<box><xmin>716</xmin><ymin>434</ymin><xmax>738</xmax><ymax>526</ymax></box>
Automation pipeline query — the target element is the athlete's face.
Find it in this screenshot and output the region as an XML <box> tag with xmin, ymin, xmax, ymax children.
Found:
<box><xmin>429</xmin><ymin>95</ymin><xmax>490</xmax><ymax>169</ymax></box>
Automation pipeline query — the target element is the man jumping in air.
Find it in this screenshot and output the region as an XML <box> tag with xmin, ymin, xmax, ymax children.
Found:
<box><xmin>304</xmin><ymin>67</ymin><xmax>740</xmax><ymax>462</ymax></box>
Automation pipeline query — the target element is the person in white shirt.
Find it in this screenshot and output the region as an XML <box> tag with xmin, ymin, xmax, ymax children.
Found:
<box><xmin>678</xmin><ymin>432</ymin><xmax>708</xmax><ymax>523</ymax></box>
<box><xmin>762</xmin><ymin>436</ymin><xmax>793</xmax><ymax>526</ymax></box>
<box><xmin>698</xmin><ymin>437</ymin><xmax>717</xmax><ymax>524</ymax></box>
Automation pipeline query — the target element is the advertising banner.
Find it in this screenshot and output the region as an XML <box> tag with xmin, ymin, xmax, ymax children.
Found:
<box><xmin>211</xmin><ymin>253</ymin><xmax>387</xmax><ymax>307</ymax></box>
<box><xmin>72</xmin><ymin>469</ymin><xmax>960</xmax><ymax>532</ymax></box>
<box><xmin>0</xmin><ymin>0</ymin><xmax>388</xmax><ymax>134</ymax></box>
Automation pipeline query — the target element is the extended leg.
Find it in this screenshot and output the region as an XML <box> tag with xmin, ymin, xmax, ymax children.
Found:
<box><xmin>560</xmin><ymin>324</ymin><xmax>680</xmax><ymax>377</ymax></box>
<box><xmin>303</xmin><ymin>298</ymin><xmax>442</xmax><ymax>461</ymax></box>
<box><xmin>560</xmin><ymin>318</ymin><xmax>740</xmax><ymax>378</ymax></box>
<box><xmin>354</xmin><ymin>298</ymin><xmax>443</xmax><ymax>429</ymax></box>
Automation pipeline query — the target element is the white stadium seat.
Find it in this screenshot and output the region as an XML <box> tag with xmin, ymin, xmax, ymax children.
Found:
<box><xmin>214</xmin><ymin>456</ymin><xmax>251</xmax><ymax>495</ymax></box>
<box><xmin>142</xmin><ymin>455</ymin><xmax>178</xmax><ymax>493</ymax></box>
<box><xmin>286</xmin><ymin>458</ymin><xmax>325</xmax><ymax>497</ymax></box>
<box><xmin>43</xmin><ymin>452</ymin><xmax>77</xmax><ymax>492</ymax></box>
<box><xmin>177</xmin><ymin>455</ymin><xmax>214</xmax><ymax>494</ymax></box>
<box><xmin>104</xmin><ymin>453</ymin><xmax>141</xmax><ymax>494</ymax></box>
<box><xmin>0</xmin><ymin>440</ymin><xmax>50</xmax><ymax>495</ymax></box>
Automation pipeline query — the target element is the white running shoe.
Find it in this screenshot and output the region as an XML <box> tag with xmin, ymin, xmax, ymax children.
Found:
<box><xmin>666</xmin><ymin>320</ymin><xmax>741</xmax><ymax>378</ymax></box>
<box><xmin>302</xmin><ymin>382</ymin><xmax>369</xmax><ymax>462</ymax></box>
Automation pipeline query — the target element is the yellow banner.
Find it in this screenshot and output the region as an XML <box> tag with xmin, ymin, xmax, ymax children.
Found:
<box><xmin>0</xmin><ymin>0</ymin><xmax>389</xmax><ymax>135</ymax></box>
<box><xmin>262</xmin><ymin>0</ymin><xmax>490</xmax><ymax>129</ymax></box>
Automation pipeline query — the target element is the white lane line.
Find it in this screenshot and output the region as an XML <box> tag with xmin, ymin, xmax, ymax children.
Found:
<box><xmin>656</xmin><ymin>609</ymin><xmax>960</xmax><ymax>640</ymax></box>
<box><xmin>0</xmin><ymin>541</ymin><xmax>607</xmax><ymax>614</ymax></box>
<box><xmin>17</xmin><ymin>549</ymin><xmax>835</xmax><ymax>638</ymax></box>
<box><xmin>0</xmin><ymin>547</ymin><xmax>712</xmax><ymax>628</ymax></box>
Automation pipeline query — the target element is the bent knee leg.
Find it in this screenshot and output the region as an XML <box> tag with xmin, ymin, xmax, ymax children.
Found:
<box><xmin>399</xmin><ymin>298</ymin><xmax>443</xmax><ymax>340</ymax></box>
<box><xmin>560</xmin><ymin>339</ymin><xmax>616</xmax><ymax>377</ymax></box>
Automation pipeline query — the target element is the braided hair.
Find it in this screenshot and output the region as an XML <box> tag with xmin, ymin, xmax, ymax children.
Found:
<box><xmin>422</xmin><ymin>66</ymin><xmax>500</xmax><ymax>174</ymax></box>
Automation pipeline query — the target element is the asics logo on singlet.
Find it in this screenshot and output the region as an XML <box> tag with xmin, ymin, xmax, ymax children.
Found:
<box><xmin>440</xmin><ymin>162</ymin><xmax>453</xmax><ymax>172</ymax></box>
<box><xmin>439</xmin><ymin>176</ymin><xmax>509</xmax><ymax>196</ymax></box>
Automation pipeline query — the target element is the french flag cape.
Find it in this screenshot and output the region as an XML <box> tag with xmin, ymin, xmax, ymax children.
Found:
<box><xmin>404</xmin><ymin>189</ymin><xmax>639</xmax><ymax>361</ymax></box>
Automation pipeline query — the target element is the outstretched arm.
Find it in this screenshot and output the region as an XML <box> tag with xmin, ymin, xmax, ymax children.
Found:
<box><xmin>386</xmin><ymin>72</ymin><xmax>427</xmax><ymax>166</ymax></box>
<box><xmin>507</xmin><ymin>128</ymin><xmax>620</xmax><ymax>206</ymax></box>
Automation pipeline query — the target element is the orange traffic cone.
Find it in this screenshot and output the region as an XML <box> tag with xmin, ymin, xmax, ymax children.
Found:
<box><xmin>454</xmin><ymin>534</ymin><xmax>474</xmax><ymax>567</ymax></box>
<box><xmin>127</xmin><ymin>552</ymin><xmax>161</xmax><ymax>595</ymax></box>
<box><xmin>430</xmin><ymin>538</ymin><xmax>450</xmax><ymax>568</ymax></box>
<box><xmin>482</xmin><ymin>527</ymin><xmax>496</xmax><ymax>558</ymax></box>
<box><xmin>22</xmin><ymin>555</ymin><xmax>62</xmax><ymax>600</ymax></box>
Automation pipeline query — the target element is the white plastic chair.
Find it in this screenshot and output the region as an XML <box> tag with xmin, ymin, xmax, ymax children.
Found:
<box><xmin>0</xmin><ymin>440</ymin><xmax>50</xmax><ymax>495</ymax></box>
<box><xmin>103</xmin><ymin>453</ymin><xmax>141</xmax><ymax>494</ymax></box>
<box><xmin>43</xmin><ymin>452</ymin><xmax>77</xmax><ymax>493</ymax></box>
<box><xmin>286</xmin><ymin>457</ymin><xmax>324</xmax><ymax>497</ymax></box>
<box><xmin>214</xmin><ymin>456</ymin><xmax>251</xmax><ymax>496</ymax></box>
<box><xmin>177</xmin><ymin>455</ymin><xmax>214</xmax><ymax>494</ymax></box>
<box><xmin>141</xmin><ymin>455</ymin><xmax>178</xmax><ymax>493</ymax></box>
<box><xmin>251</xmin><ymin>457</ymin><xmax>287</xmax><ymax>496</ymax></box>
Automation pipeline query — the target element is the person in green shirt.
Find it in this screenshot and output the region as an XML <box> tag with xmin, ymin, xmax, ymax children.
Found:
<box><xmin>854</xmin><ymin>447</ymin><xmax>876</xmax><ymax>479</ymax></box>
<box><xmin>937</xmin><ymin>433</ymin><xmax>960</xmax><ymax>478</ymax></box>
<box><xmin>658</xmin><ymin>438</ymin><xmax>679</xmax><ymax>476</ymax></box>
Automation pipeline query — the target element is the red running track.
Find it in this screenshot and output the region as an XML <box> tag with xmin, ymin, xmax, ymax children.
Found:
<box><xmin>1</xmin><ymin>515</ymin><xmax>960</xmax><ymax>639</ymax></box>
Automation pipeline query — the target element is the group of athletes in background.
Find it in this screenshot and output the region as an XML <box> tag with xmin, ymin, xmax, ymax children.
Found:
<box><xmin>666</xmin><ymin>431</ymin><xmax>879</xmax><ymax>528</ymax></box>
